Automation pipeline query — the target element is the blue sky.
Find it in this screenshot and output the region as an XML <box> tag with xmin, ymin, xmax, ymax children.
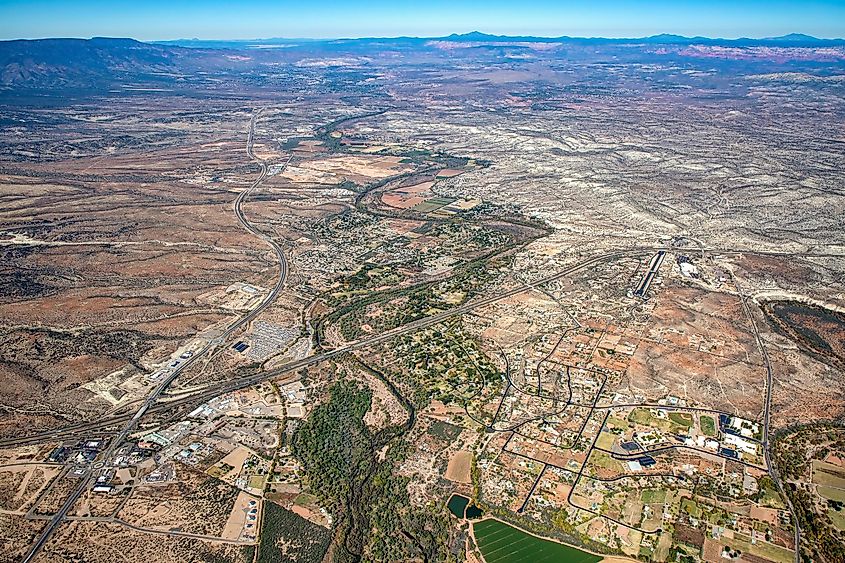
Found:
<box><xmin>1</xmin><ymin>0</ymin><xmax>844</xmax><ymax>40</ymax></box>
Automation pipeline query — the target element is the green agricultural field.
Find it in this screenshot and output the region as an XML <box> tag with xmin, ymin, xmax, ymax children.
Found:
<box><xmin>758</xmin><ymin>477</ymin><xmax>786</xmax><ymax>509</ymax></box>
<box><xmin>473</xmin><ymin>519</ymin><xmax>601</xmax><ymax>563</ymax></box>
<box><xmin>206</xmin><ymin>466</ymin><xmax>227</xmax><ymax>478</ymax></box>
<box><xmin>294</xmin><ymin>492</ymin><xmax>318</xmax><ymax>505</ymax></box>
<box><xmin>680</xmin><ymin>498</ymin><xmax>702</xmax><ymax>518</ymax></box>
<box><xmin>412</xmin><ymin>199</ymin><xmax>450</xmax><ymax>213</ymax></box>
<box><xmin>748</xmin><ymin>539</ymin><xmax>796</xmax><ymax>563</ymax></box>
<box><xmin>668</xmin><ymin>412</ymin><xmax>693</xmax><ymax>428</ymax></box>
<box><xmin>605</xmin><ymin>415</ymin><xmax>630</xmax><ymax>431</ymax></box>
<box><xmin>700</xmin><ymin>415</ymin><xmax>717</xmax><ymax>436</ymax></box>
<box><xmin>717</xmin><ymin>534</ymin><xmax>792</xmax><ymax>563</ymax></box>
<box><xmin>248</xmin><ymin>475</ymin><xmax>266</xmax><ymax>490</ymax></box>
<box><xmin>829</xmin><ymin>508</ymin><xmax>845</xmax><ymax>531</ymax></box>
<box><xmin>628</xmin><ymin>408</ymin><xmax>654</xmax><ymax>426</ymax></box>
<box><xmin>641</xmin><ymin>488</ymin><xmax>667</xmax><ymax>504</ymax></box>
<box><xmin>589</xmin><ymin>450</ymin><xmax>623</xmax><ymax>473</ymax></box>
<box><xmin>595</xmin><ymin>431</ymin><xmax>617</xmax><ymax>450</ymax></box>
<box><xmin>628</xmin><ymin>408</ymin><xmax>672</xmax><ymax>431</ymax></box>
<box><xmin>812</xmin><ymin>461</ymin><xmax>845</xmax><ymax>489</ymax></box>
<box><xmin>818</xmin><ymin>485</ymin><xmax>845</xmax><ymax>502</ymax></box>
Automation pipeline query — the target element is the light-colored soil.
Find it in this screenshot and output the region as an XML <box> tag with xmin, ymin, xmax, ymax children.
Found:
<box><xmin>221</xmin><ymin>491</ymin><xmax>258</xmax><ymax>540</ymax></box>
<box><xmin>445</xmin><ymin>450</ymin><xmax>472</xmax><ymax>483</ymax></box>
<box><xmin>214</xmin><ymin>446</ymin><xmax>252</xmax><ymax>481</ymax></box>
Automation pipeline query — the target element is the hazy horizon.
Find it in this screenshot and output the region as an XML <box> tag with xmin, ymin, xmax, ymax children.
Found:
<box><xmin>2</xmin><ymin>0</ymin><xmax>845</xmax><ymax>41</ymax></box>
<box><xmin>2</xmin><ymin>30</ymin><xmax>844</xmax><ymax>43</ymax></box>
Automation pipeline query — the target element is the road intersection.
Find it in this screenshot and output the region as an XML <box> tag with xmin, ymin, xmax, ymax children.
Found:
<box><xmin>21</xmin><ymin>110</ymin><xmax>290</xmax><ymax>563</ymax></box>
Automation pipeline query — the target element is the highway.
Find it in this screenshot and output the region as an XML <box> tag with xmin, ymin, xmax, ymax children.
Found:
<box><xmin>18</xmin><ymin>224</ymin><xmax>811</xmax><ymax>557</ymax></box>
<box><xmin>230</xmin><ymin>111</ymin><xmax>290</xmax><ymax>332</ymax></box>
<box><xmin>5</xmin><ymin>246</ymin><xmax>835</xmax><ymax>447</ymax></box>
<box><xmin>4</xmin><ymin>247</ymin><xmax>659</xmax><ymax>452</ymax></box>
<box><xmin>20</xmin><ymin>110</ymin><xmax>289</xmax><ymax>563</ymax></box>
<box><xmin>736</xmin><ymin>280</ymin><xmax>801</xmax><ymax>562</ymax></box>
<box><xmin>17</xmin><ymin>245</ymin><xmax>649</xmax><ymax>560</ymax></box>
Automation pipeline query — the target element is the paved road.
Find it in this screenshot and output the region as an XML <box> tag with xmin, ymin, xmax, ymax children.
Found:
<box><xmin>26</xmin><ymin>514</ymin><xmax>255</xmax><ymax>545</ymax></box>
<box><xmin>5</xmin><ymin>244</ymin><xmax>833</xmax><ymax>450</ymax></box>
<box><xmin>28</xmin><ymin>240</ymin><xmax>804</xmax><ymax>553</ymax></box>
<box><xmin>230</xmin><ymin>111</ymin><xmax>290</xmax><ymax>332</ymax></box>
<box><xmin>737</xmin><ymin>280</ymin><xmax>801</xmax><ymax>561</ymax></box>
<box><xmin>3</xmin><ymin>247</ymin><xmax>659</xmax><ymax>451</ymax></box>
<box><xmin>17</xmin><ymin>244</ymin><xmax>645</xmax><ymax>560</ymax></box>
<box><xmin>20</xmin><ymin>110</ymin><xmax>288</xmax><ymax>563</ymax></box>
<box><xmin>15</xmin><ymin>213</ymin><xmax>653</xmax><ymax>561</ymax></box>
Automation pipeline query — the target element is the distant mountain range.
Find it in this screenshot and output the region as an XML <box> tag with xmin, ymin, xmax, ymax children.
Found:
<box><xmin>0</xmin><ymin>37</ymin><xmax>230</xmax><ymax>92</ymax></box>
<box><xmin>158</xmin><ymin>31</ymin><xmax>845</xmax><ymax>48</ymax></box>
<box><xmin>1</xmin><ymin>32</ymin><xmax>843</xmax><ymax>93</ymax></box>
<box><xmin>0</xmin><ymin>37</ymin><xmax>179</xmax><ymax>90</ymax></box>
<box><xmin>439</xmin><ymin>31</ymin><xmax>845</xmax><ymax>45</ymax></box>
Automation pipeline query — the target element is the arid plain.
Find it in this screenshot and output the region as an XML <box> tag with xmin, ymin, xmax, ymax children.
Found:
<box><xmin>1</xmin><ymin>34</ymin><xmax>844</xmax><ymax>563</ymax></box>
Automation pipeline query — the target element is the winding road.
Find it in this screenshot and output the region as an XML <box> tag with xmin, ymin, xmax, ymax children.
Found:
<box><xmin>4</xmin><ymin>248</ymin><xmax>659</xmax><ymax>450</ymax></box>
<box><xmin>736</xmin><ymin>278</ymin><xmax>801</xmax><ymax>562</ymax></box>
<box><xmin>21</xmin><ymin>109</ymin><xmax>289</xmax><ymax>563</ymax></box>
